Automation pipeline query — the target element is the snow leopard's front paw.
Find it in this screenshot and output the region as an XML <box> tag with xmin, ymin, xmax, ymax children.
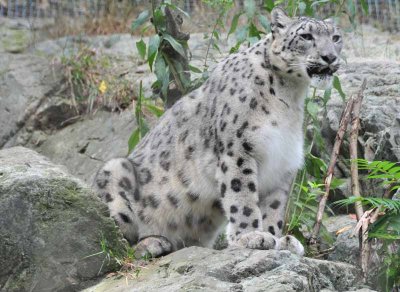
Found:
<box><xmin>135</xmin><ymin>235</ymin><xmax>173</xmax><ymax>258</ymax></box>
<box><xmin>233</xmin><ymin>231</ymin><xmax>278</xmax><ymax>250</ymax></box>
<box><xmin>277</xmin><ymin>235</ymin><xmax>304</xmax><ymax>256</ymax></box>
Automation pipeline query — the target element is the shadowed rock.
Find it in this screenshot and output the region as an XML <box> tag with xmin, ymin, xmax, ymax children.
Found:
<box><xmin>0</xmin><ymin>146</ymin><xmax>126</xmax><ymax>292</ymax></box>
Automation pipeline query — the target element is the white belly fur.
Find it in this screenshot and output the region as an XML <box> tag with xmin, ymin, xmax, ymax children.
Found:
<box><xmin>256</xmin><ymin>125</ymin><xmax>304</xmax><ymax>193</ymax></box>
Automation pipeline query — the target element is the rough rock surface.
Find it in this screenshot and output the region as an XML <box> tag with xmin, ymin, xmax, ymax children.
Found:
<box><xmin>32</xmin><ymin>110</ymin><xmax>137</xmax><ymax>183</ymax></box>
<box><xmin>0</xmin><ymin>52</ymin><xmax>63</xmax><ymax>148</ymax></box>
<box><xmin>0</xmin><ymin>147</ymin><xmax>126</xmax><ymax>292</ymax></box>
<box><xmin>324</xmin><ymin>215</ymin><xmax>359</xmax><ymax>266</ymax></box>
<box><xmin>324</xmin><ymin>60</ymin><xmax>400</xmax><ymax>161</ymax></box>
<box><xmin>84</xmin><ymin>246</ymin><xmax>370</xmax><ymax>292</ymax></box>
<box><xmin>320</xmin><ymin>60</ymin><xmax>400</xmax><ymax>199</ymax></box>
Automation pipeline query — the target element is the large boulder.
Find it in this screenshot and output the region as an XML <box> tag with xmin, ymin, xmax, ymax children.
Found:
<box><xmin>0</xmin><ymin>52</ymin><xmax>63</xmax><ymax>148</ymax></box>
<box><xmin>0</xmin><ymin>147</ymin><xmax>126</xmax><ymax>292</ymax></box>
<box><xmin>318</xmin><ymin>60</ymin><xmax>400</xmax><ymax>201</ymax></box>
<box><xmin>323</xmin><ymin>60</ymin><xmax>400</xmax><ymax>164</ymax></box>
<box><xmin>84</xmin><ymin>246</ymin><xmax>371</xmax><ymax>292</ymax></box>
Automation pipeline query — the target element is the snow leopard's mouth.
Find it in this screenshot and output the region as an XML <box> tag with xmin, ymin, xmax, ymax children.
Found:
<box><xmin>306</xmin><ymin>65</ymin><xmax>337</xmax><ymax>78</ymax></box>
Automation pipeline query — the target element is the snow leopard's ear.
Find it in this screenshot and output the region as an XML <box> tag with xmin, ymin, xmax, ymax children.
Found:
<box><xmin>323</xmin><ymin>18</ymin><xmax>335</xmax><ymax>25</ymax></box>
<box><xmin>323</xmin><ymin>18</ymin><xmax>338</xmax><ymax>28</ymax></box>
<box><xmin>271</xmin><ymin>7</ymin><xmax>291</xmax><ymax>32</ymax></box>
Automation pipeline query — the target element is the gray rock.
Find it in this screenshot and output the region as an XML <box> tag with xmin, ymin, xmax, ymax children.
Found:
<box><xmin>324</xmin><ymin>61</ymin><xmax>400</xmax><ymax>162</ymax></box>
<box><xmin>324</xmin><ymin>215</ymin><xmax>386</xmax><ymax>289</ymax></box>
<box><xmin>320</xmin><ymin>60</ymin><xmax>400</xmax><ymax>199</ymax></box>
<box><xmin>0</xmin><ymin>52</ymin><xmax>63</xmax><ymax>148</ymax></box>
<box><xmin>325</xmin><ymin>215</ymin><xmax>360</xmax><ymax>266</ymax></box>
<box><xmin>84</xmin><ymin>246</ymin><xmax>366</xmax><ymax>292</ymax></box>
<box><xmin>28</xmin><ymin>110</ymin><xmax>138</xmax><ymax>183</ymax></box>
<box><xmin>0</xmin><ymin>147</ymin><xmax>126</xmax><ymax>292</ymax></box>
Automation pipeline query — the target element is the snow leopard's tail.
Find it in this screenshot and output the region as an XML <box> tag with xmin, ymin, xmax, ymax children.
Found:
<box><xmin>93</xmin><ymin>158</ymin><xmax>139</xmax><ymax>245</ymax></box>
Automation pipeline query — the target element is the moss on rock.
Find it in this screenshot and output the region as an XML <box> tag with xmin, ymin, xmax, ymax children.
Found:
<box><xmin>0</xmin><ymin>147</ymin><xmax>125</xmax><ymax>292</ymax></box>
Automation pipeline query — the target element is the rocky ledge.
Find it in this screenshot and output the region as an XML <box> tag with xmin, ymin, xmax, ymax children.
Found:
<box><xmin>85</xmin><ymin>246</ymin><xmax>373</xmax><ymax>292</ymax></box>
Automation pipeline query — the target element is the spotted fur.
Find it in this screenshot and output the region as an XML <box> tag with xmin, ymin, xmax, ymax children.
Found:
<box><xmin>93</xmin><ymin>7</ymin><xmax>342</xmax><ymax>257</ymax></box>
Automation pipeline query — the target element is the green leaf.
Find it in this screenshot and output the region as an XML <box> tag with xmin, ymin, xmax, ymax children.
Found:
<box><xmin>306</xmin><ymin>101</ymin><xmax>319</xmax><ymax>120</ymax></box>
<box><xmin>164</xmin><ymin>3</ymin><xmax>190</xmax><ymax>18</ymax></box>
<box><xmin>323</xmin><ymin>88</ymin><xmax>332</xmax><ymax>105</ymax></box>
<box><xmin>360</xmin><ymin>0</ymin><xmax>369</xmax><ymax>14</ymax></box>
<box><xmin>248</xmin><ymin>22</ymin><xmax>261</xmax><ymax>39</ymax></box>
<box><xmin>131</xmin><ymin>10</ymin><xmax>150</xmax><ymax>31</ymax></box>
<box><xmin>128</xmin><ymin>128</ymin><xmax>140</xmax><ymax>154</ymax></box>
<box><xmin>153</xmin><ymin>8</ymin><xmax>166</xmax><ymax>31</ymax></box>
<box><xmin>330</xmin><ymin>178</ymin><xmax>345</xmax><ymax>189</ymax></box>
<box><xmin>154</xmin><ymin>54</ymin><xmax>168</xmax><ymax>96</ymax></box>
<box><xmin>305</xmin><ymin>153</ymin><xmax>327</xmax><ymax>178</ymax></box>
<box><xmin>298</xmin><ymin>1</ymin><xmax>306</xmax><ymax>14</ymax></box>
<box><xmin>143</xmin><ymin>101</ymin><xmax>164</xmax><ymax>118</ymax></box>
<box><xmin>264</xmin><ymin>0</ymin><xmax>275</xmax><ymax>12</ymax></box>
<box><xmin>189</xmin><ymin>64</ymin><xmax>202</xmax><ymax>73</ymax></box>
<box><xmin>235</xmin><ymin>25</ymin><xmax>248</xmax><ymax>43</ymax></box>
<box><xmin>244</xmin><ymin>0</ymin><xmax>256</xmax><ymax>18</ymax></box>
<box><xmin>147</xmin><ymin>35</ymin><xmax>161</xmax><ymax>71</ymax></box>
<box><xmin>136</xmin><ymin>39</ymin><xmax>146</xmax><ymax>59</ymax></box>
<box><xmin>346</xmin><ymin>0</ymin><xmax>356</xmax><ymax>19</ymax></box>
<box><xmin>258</xmin><ymin>14</ymin><xmax>270</xmax><ymax>32</ymax></box>
<box><xmin>333</xmin><ymin>76</ymin><xmax>346</xmax><ymax>100</ymax></box>
<box><xmin>310</xmin><ymin>0</ymin><xmax>330</xmax><ymax>7</ymax></box>
<box><xmin>154</xmin><ymin>54</ymin><xmax>166</xmax><ymax>77</ymax></box>
<box><xmin>163</xmin><ymin>34</ymin><xmax>186</xmax><ymax>58</ymax></box>
<box><xmin>213</xmin><ymin>43</ymin><xmax>222</xmax><ymax>54</ymax></box>
<box><xmin>155</xmin><ymin>54</ymin><xmax>169</xmax><ymax>97</ymax></box>
<box><xmin>369</xmin><ymin>232</ymin><xmax>400</xmax><ymax>240</ymax></box>
<box><xmin>228</xmin><ymin>13</ymin><xmax>242</xmax><ymax>39</ymax></box>
<box><xmin>229</xmin><ymin>41</ymin><xmax>243</xmax><ymax>54</ymax></box>
<box><xmin>213</xmin><ymin>30</ymin><xmax>220</xmax><ymax>41</ymax></box>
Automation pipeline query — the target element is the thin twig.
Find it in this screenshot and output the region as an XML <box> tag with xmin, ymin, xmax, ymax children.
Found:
<box><xmin>348</xmin><ymin>78</ymin><xmax>367</xmax><ymax>280</ymax></box>
<box><xmin>204</xmin><ymin>14</ymin><xmax>221</xmax><ymax>69</ymax></box>
<box><xmin>309</xmin><ymin>96</ymin><xmax>355</xmax><ymax>247</ymax></box>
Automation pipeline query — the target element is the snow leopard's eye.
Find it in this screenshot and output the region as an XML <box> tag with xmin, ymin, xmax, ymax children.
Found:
<box><xmin>332</xmin><ymin>35</ymin><xmax>341</xmax><ymax>43</ymax></box>
<box><xmin>300</xmin><ymin>34</ymin><xmax>313</xmax><ymax>41</ymax></box>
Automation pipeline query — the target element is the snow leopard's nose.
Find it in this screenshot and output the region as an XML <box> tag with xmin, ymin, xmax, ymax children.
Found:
<box><xmin>321</xmin><ymin>54</ymin><xmax>337</xmax><ymax>65</ymax></box>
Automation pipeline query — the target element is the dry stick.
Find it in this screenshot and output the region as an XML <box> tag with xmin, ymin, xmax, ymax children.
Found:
<box><xmin>349</xmin><ymin>78</ymin><xmax>367</xmax><ymax>280</ymax></box>
<box><xmin>309</xmin><ymin>96</ymin><xmax>355</xmax><ymax>247</ymax></box>
<box><xmin>350</xmin><ymin>79</ymin><xmax>367</xmax><ymax>220</ymax></box>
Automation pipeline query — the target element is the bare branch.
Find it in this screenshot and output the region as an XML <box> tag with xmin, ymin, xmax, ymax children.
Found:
<box><xmin>309</xmin><ymin>95</ymin><xmax>355</xmax><ymax>247</ymax></box>
<box><xmin>350</xmin><ymin>79</ymin><xmax>367</xmax><ymax>220</ymax></box>
<box><xmin>348</xmin><ymin>79</ymin><xmax>368</xmax><ymax>280</ymax></box>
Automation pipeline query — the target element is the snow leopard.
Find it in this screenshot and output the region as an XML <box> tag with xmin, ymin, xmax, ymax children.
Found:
<box><xmin>94</xmin><ymin>7</ymin><xmax>342</xmax><ymax>257</ymax></box>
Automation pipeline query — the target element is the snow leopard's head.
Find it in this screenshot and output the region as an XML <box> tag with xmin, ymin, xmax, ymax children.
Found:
<box><xmin>269</xmin><ymin>7</ymin><xmax>343</xmax><ymax>89</ymax></box>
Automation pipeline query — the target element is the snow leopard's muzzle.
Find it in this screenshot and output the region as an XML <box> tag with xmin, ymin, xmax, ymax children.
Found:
<box><xmin>306</xmin><ymin>63</ymin><xmax>339</xmax><ymax>79</ymax></box>
<box><xmin>306</xmin><ymin>62</ymin><xmax>340</xmax><ymax>89</ymax></box>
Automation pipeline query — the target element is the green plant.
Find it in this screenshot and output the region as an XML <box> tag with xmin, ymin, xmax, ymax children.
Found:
<box><xmin>201</xmin><ymin>0</ymin><xmax>234</xmax><ymax>67</ymax></box>
<box><xmin>132</xmin><ymin>0</ymin><xmax>204</xmax><ymax>106</ymax></box>
<box><xmin>61</xmin><ymin>45</ymin><xmax>136</xmax><ymax>112</ymax></box>
<box><xmin>128</xmin><ymin>81</ymin><xmax>164</xmax><ymax>153</ymax></box>
<box><xmin>84</xmin><ymin>234</ymin><xmax>148</xmax><ymax>279</ymax></box>
<box><xmin>220</xmin><ymin>0</ymin><xmax>271</xmax><ymax>55</ymax></box>
<box><xmin>335</xmin><ymin>159</ymin><xmax>400</xmax><ymax>291</ymax></box>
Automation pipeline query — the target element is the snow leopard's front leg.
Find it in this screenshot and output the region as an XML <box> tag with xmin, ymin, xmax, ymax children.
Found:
<box><xmin>217</xmin><ymin>147</ymin><xmax>278</xmax><ymax>250</ymax></box>
<box><xmin>260</xmin><ymin>173</ymin><xmax>304</xmax><ymax>256</ymax></box>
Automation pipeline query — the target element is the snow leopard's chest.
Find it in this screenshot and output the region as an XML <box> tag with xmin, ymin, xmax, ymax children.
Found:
<box><xmin>255</xmin><ymin>113</ymin><xmax>304</xmax><ymax>193</ymax></box>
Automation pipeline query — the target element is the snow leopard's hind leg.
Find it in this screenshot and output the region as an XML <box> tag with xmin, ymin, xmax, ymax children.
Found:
<box><xmin>94</xmin><ymin>158</ymin><xmax>174</xmax><ymax>257</ymax></box>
